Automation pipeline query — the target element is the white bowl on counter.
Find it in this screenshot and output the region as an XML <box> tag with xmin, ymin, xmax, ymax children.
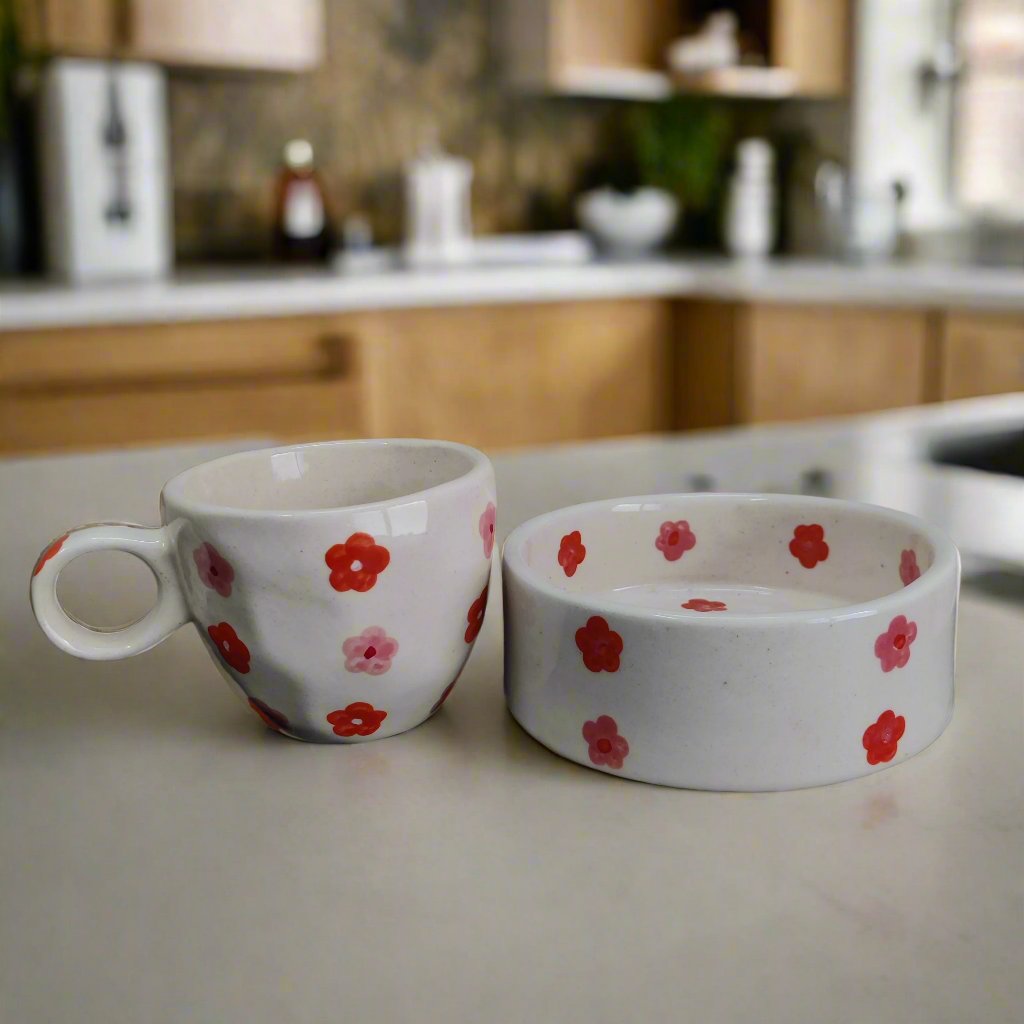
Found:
<box><xmin>575</xmin><ymin>187</ymin><xmax>679</xmax><ymax>255</ymax></box>
<box><xmin>503</xmin><ymin>493</ymin><xmax>960</xmax><ymax>791</ymax></box>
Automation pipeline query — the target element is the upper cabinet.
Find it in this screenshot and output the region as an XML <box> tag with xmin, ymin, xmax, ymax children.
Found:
<box><xmin>18</xmin><ymin>0</ymin><xmax>324</xmax><ymax>72</ymax></box>
<box><xmin>500</xmin><ymin>0</ymin><xmax>850</xmax><ymax>99</ymax></box>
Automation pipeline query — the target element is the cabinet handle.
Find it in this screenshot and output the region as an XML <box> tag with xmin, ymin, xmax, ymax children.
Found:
<box><xmin>319</xmin><ymin>334</ymin><xmax>354</xmax><ymax>378</ymax></box>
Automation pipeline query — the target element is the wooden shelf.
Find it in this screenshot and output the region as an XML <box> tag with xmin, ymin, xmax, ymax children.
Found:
<box><xmin>555</xmin><ymin>66</ymin><xmax>674</xmax><ymax>100</ymax></box>
<box><xmin>556</xmin><ymin>63</ymin><xmax>800</xmax><ymax>100</ymax></box>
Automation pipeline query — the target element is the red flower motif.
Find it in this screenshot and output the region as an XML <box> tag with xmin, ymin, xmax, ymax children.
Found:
<box><xmin>326</xmin><ymin>701</ymin><xmax>388</xmax><ymax>738</ymax></box>
<box><xmin>193</xmin><ymin>542</ymin><xmax>235</xmax><ymax>597</ymax></box>
<box><xmin>430</xmin><ymin>672</ymin><xmax>462</xmax><ymax>715</ymax></box>
<box><xmin>655</xmin><ymin>520</ymin><xmax>696</xmax><ymax>562</ymax></box>
<box><xmin>479</xmin><ymin>502</ymin><xmax>496</xmax><ymax>559</ymax></box>
<box><xmin>558</xmin><ymin>530</ymin><xmax>587</xmax><ymax>577</ymax></box>
<box><xmin>682</xmin><ymin>598</ymin><xmax>727</xmax><ymax>612</ymax></box>
<box><xmin>874</xmin><ymin>614</ymin><xmax>917</xmax><ymax>672</ymax></box>
<box><xmin>248</xmin><ymin>697</ymin><xmax>288</xmax><ymax>733</ymax></box>
<box><xmin>789</xmin><ymin>523</ymin><xmax>829</xmax><ymax>568</ymax></box>
<box><xmin>862</xmin><ymin>709</ymin><xmax>906</xmax><ymax>765</ymax></box>
<box><xmin>32</xmin><ymin>533</ymin><xmax>68</xmax><ymax>576</ymax></box>
<box><xmin>575</xmin><ymin>615</ymin><xmax>623</xmax><ymax>673</ymax></box>
<box><xmin>900</xmin><ymin>549</ymin><xmax>921</xmax><ymax>587</ymax></box>
<box><xmin>465</xmin><ymin>585</ymin><xmax>489</xmax><ymax>644</ymax></box>
<box><xmin>582</xmin><ymin>715</ymin><xmax>630</xmax><ymax>769</ymax></box>
<box><xmin>325</xmin><ymin>533</ymin><xmax>391</xmax><ymax>593</ymax></box>
<box><xmin>208</xmin><ymin>621</ymin><xmax>251</xmax><ymax>674</ymax></box>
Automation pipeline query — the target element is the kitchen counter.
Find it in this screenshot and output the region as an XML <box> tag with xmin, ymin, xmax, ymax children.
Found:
<box><xmin>2</xmin><ymin>399</ymin><xmax>1022</xmax><ymax>1023</ymax></box>
<box><xmin>2</xmin><ymin>255</ymin><xmax>1023</xmax><ymax>330</ymax></box>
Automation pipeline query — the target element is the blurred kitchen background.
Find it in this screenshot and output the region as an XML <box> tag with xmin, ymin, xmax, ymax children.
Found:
<box><xmin>0</xmin><ymin>0</ymin><xmax>1021</xmax><ymax>455</ymax></box>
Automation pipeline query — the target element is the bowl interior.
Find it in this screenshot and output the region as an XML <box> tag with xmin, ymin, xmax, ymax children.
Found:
<box><xmin>165</xmin><ymin>439</ymin><xmax>480</xmax><ymax>513</ymax></box>
<box><xmin>511</xmin><ymin>495</ymin><xmax>936</xmax><ymax>616</ymax></box>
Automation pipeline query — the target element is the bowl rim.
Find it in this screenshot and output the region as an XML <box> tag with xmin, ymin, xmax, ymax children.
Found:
<box><xmin>502</xmin><ymin>492</ymin><xmax>960</xmax><ymax>627</ymax></box>
<box><xmin>161</xmin><ymin>438</ymin><xmax>492</xmax><ymax>520</ymax></box>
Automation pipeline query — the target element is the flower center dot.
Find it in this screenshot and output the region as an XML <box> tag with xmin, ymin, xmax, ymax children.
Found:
<box><xmin>668</xmin><ymin>531</ymin><xmax>679</xmax><ymax>545</ymax></box>
<box><xmin>364</xmin><ymin>645</ymin><xmax>377</xmax><ymax>659</ymax></box>
<box><xmin>894</xmin><ymin>635</ymin><xmax>906</xmax><ymax>649</ymax></box>
<box><xmin>597</xmin><ymin>738</ymin><xmax>612</xmax><ymax>753</ymax></box>
<box><xmin>350</xmin><ymin>560</ymin><xmax>362</xmax><ymax>572</ymax></box>
<box><xmin>351</xmin><ymin>717</ymin><xmax>363</xmax><ymax>726</ymax></box>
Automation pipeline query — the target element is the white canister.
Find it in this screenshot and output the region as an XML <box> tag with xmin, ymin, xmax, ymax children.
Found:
<box><xmin>724</xmin><ymin>137</ymin><xmax>776</xmax><ymax>259</ymax></box>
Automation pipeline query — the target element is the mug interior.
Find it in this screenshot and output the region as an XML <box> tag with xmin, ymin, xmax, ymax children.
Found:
<box><xmin>510</xmin><ymin>495</ymin><xmax>940</xmax><ymax>616</ymax></box>
<box><xmin>164</xmin><ymin>439</ymin><xmax>482</xmax><ymax>513</ymax></box>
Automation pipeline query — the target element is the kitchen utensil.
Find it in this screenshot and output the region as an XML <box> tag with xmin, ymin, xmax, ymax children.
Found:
<box><xmin>815</xmin><ymin>161</ymin><xmax>906</xmax><ymax>261</ymax></box>
<box><xmin>403</xmin><ymin>147</ymin><xmax>474</xmax><ymax>267</ymax></box>
<box><xmin>40</xmin><ymin>58</ymin><xmax>171</xmax><ymax>282</ymax></box>
<box><xmin>30</xmin><ymin>439</ymin><xmax>496</xmax><ymax>743</ymax></box>
<box><xmin>504</xmin><ymin>493</ymin><xmax>959</xmax><ymax>790</ymax></box>
<box><xmin>724</xmin><ymin>137</ymin><xmax>776</xmax><ymax>258</ymax></box>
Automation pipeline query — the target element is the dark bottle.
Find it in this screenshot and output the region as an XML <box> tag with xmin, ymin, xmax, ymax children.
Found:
<box><xmin>272</xmin><ymin>139</ymin><xmax>333</xmax><ymax>262</ymax></box>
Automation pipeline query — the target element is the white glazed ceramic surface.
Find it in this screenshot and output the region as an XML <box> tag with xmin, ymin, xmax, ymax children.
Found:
<box><xmin>30</xmin><ymin>439</ymin><xmax>496</xmax><ymax>743</ymax></box>
<box><xmin>503</xmin><ymin>494</ymin><xmax>960</xmax><ymax>790</ymax></box>
<box><xmin>575</xmin><ymin>187</ymin><xmax>679</xmax><ymax>255</ymax></box>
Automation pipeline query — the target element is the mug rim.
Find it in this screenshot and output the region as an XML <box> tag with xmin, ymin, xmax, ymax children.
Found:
<box><xmin>161</xmin><ymin>437</ymin><xmax>492</xmax><ymax>519</ymax></box>
<box><xmin>502</xmin><ymin>492</ymin><xmax>960</xmax><ymax>627</ymax></box>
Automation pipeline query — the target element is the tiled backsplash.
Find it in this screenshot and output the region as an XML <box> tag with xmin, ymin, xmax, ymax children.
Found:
<box><xmin>169</xmin><ymin>0</ymin><xmax>617</xmax><ymax>260</ymax></box>
<box><xmin>168</xmin><ymin>0</ymin><xmax>849</xmax><ymax>262</ymax></box>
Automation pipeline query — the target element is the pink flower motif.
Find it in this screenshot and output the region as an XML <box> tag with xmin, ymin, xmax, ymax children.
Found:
<box><xmin>874</xmin><ymin>614</ymin><xmax>918</xmax><ymax>672</ymax></box>
<box><xmin>582</xmin><ymin>715</ymin><xmax>630</xmax><ymax>770</ymax></box>
<box><xmin>342</xmin><ymin>626</ymin><xmax>399</xmax><ymax>675</ymax></box>
<box><xmin>789</xmin><ymin>524</ymin><xmax>829</xmax><ymax>568</ymax></box>
<box><xmin>863</xmin><ymin>709</ymin><xmax>906</xmax><ymax>765</ymax></box>
<box><xmin>682</xmin><ymin>598</ymin><xmax>727</xmax><ymax>612</ymax></box>
<box><xmin>558</xmin><ymin>530</ymin><xmax>586</xmax><ymax>577</ymax></box>
<box><xmin>193</xmin><ymin>542</ymin><xmax>235</xmax><ymax>597</ymax></box>
<box><xmin>900</xmin><ymin>549</ymin><xmax>921</xmax><ymax>587</ymax></box>
<box><xmin>655</xmin><ymin>520</ymin><xmax>696</xmax><ymax>562</ymax></box>
<box><xmin>479</xmin><ymin>502</ymin><xmax>496</xmax><ymax>559</ymax></box>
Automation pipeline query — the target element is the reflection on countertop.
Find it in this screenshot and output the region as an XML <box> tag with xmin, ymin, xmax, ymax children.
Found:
<box><xmin>2</xmin><ymin>253</ymin><xmax>1023</xmax><ymax>331</ymax></box>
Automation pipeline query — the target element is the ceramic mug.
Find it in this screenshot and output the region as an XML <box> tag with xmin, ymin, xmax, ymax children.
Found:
<box><xmin>30</xmin><ymin>439</ymin><xmax>496</xmax><ymax>742</ymax></box>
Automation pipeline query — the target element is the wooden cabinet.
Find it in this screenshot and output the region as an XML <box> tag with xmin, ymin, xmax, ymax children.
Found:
<box><xmin>676</xmin><ymin>302</ymin><xmax>932</xmax><ymax>428</ymax></box>
<box><xmin>938</xmin><ymin>312</ymin><xmax>1024</xmax><ymax>400</ymax></box>
<box><xmin>360</xmin><ymin>300</ymin><xmax>672</xmax><ymax>450</ymax></box>
<box><xmin>0</xmin><ymin>300</ymin><xmax>673</xmax><ymax>455</ymax></box>
<box><xmin>17</xmin><ymin>0</ymin><xmax>323</xmax><ymax>71</ymax></box>
<box><xmin>0</xmin><ymin>316</ymin><xmax>365</xmax><ymax>453</ymax></box>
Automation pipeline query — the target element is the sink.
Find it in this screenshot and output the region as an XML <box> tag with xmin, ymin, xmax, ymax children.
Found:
<box><xmin>930</xmin><ymin>428</ymin><xmax>1024</xmax><ymax>479</ymax></box>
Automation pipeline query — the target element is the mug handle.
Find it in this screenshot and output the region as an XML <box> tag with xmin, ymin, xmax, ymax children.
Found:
<box><xmin>30</xmin><ymin>523</ymin><xmax>190</xmax><ymax>660</ymax></box>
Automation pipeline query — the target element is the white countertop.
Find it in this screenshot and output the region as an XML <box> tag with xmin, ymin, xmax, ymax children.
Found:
<box><xmin>1</xmin><ymin>404</ymin><xmax>1022</xmax><ymax>1023</ymax></box>
<box><xmin>2</xmin><ymin>255</ymin><xmax>1023</xmax><ymax>330</ymax></box>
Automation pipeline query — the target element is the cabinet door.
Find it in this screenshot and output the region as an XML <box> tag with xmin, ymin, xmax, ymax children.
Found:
<box><xmin>360</xmin><ymin>300</ymin><xmax>673</xmax><ymax>450</ymax></box>
<box><xmin>940</xmin><ymin>312</ymin><xmax>1024</xmax><ymax>400</ymax></box>
<box><xmin>740</xmin><ymin>304</ymin><xmax>930</xmax><ymax>423</ymax></box>
<box><xmin>130</xmin><ymin>0</ymin><xmax>323</xmax><ymax>70</ymax></box>
<box><xmin>0</xmin><ymin>316</ymin><xmax>364</xmax><ymax>454</ymax></box>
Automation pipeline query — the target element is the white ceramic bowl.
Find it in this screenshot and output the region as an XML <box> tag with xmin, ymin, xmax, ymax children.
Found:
<box><xmin>575</xmin><ymin>187</ymin><xmax>679</xmax><ymax>255</ymax></box>
<box><xmin>503</xmin><ymin>494</ymin><xmax>960</xmax><ymax>790</ymax></box>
